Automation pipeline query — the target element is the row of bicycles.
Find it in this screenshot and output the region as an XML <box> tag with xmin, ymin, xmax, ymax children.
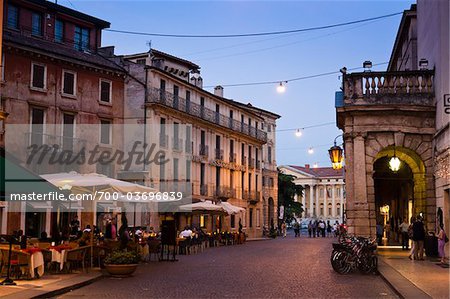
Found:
<box><xmin>331</xmin><ymin>233</ymin><xmax>378</xmax><ymax>275</ymax></box>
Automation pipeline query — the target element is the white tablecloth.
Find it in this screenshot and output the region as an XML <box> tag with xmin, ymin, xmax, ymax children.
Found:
<box><xmin>51</xmin><ymin>249</ymin><xmax>68</xmax><ymax>270</ymax></box>
<box><xmin>28</xmin><ymin>252</ymin><xmax>44</xmax><ymax>278</ymax></box>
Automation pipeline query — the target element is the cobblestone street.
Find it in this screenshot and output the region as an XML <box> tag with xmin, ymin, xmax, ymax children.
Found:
<box><xmin>60</xmin><ymin>234</ymin><xmax>397</xmax><ymax>298</ymax></box>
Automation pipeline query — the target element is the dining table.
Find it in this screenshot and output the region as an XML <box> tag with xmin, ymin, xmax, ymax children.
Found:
<box><xmin>48</xmin><ymin>244</ymin><xmax>73</xmax><ymax>271</ymax></box>
<box><xmin>21</xmin><ymin>247</ymin><xmax>45</xmax><ymax>278</ymax></box>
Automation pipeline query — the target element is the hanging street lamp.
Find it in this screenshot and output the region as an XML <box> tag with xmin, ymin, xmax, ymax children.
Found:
<box><xmin>328</xmin><ymin>135</ymin><xmax>344</xmax><ymax>170</ymax></box>
<box><xmin>389</xmin><ymin>147</ymin><xmax>401</xmax><ymax>172</ymax></box>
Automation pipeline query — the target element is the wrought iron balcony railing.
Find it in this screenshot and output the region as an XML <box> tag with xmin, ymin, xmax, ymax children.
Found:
<box><xmin>147</xmin><ymin>87</ymin><xmax>267</xmax><ymax>142</ymax></box>
<box><xmin>159</xmin><ymin>133</ymin><xmax>168</xmax><ymax>148</ymax></box>
<box><xmin>248</xmin><ymin>158</ymin><xmax>255</xmax><ymax>169</ymax></box>
<box><xmin>199</xmin><ymin>144</ymin><xmax>209</xmax><ymax>157</ymax></box>
<box><xmin>172</xmin><ymin>137</ymin><xmax>183</xmax><ymax>151</ymax></box>
<box><xmin>213</xmin><ymin>186</ymin><xmax>235</xmax><ymax>200</ymax></box>
<box><xmin>229</xmin><ymin>153</ymin><xmax>237</xmax><ymax>163</ymax></box>
<box><xmin>214</xmin><ymin>148</ymin><xmax>224</xmax><ymax>160</ymax></box>
<box><xmin>200</xmin><ymin>184</ymin><xmax>209</xmax><ymax>196</ymax></box>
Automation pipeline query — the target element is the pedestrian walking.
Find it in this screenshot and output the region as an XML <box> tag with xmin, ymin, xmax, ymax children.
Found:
<box><xmin>437</xmin><ymin>224</ymin><xmax>448</xmax><ymax>264</ymax></box>
<box><xmin>294</xmin><ymin>221</ymin><xmax>300</xmax><ymax>237</ymax></box>
<box><xmin>399</xmin><ymin>217</ymin><xmax>410</xmax><ymax>250</ymax></box>
<box><xmin>319</xmin><ymin>221</ymin><xmax>326</xmax><ymax>237</ymax></box>
<box><xmin>411</xmin><ymin>216</ymin><xmax>425</xmax><ymax>260</ymax></box>
<box><xmin>281</xmin><ymin>222</ymin><xmax>287</xmax><ymax>238</ymax></box>
<box><xmin>408</xmin><ymin>216</ymin><xmax>416</xmax><ymax>259</ymax></box>
<box><xmin>326</xmin><ymin>220</ymin><xmax>332</xmax><ymax>237</ymax></box>
<box><xmin>308</xmin><ymin>221</ymin><xmax>312</xmax><ymax>238</ymax></box>
<box><xmin>384</xmin><ymin>221</ymin><xmax>391</xmax><ymax>244</ymax></box>
<box><xmin>312</xmin><ymin>221</ymin><xmax>317</xmax><ymax>238</ymax></box>
<box><xmin>376</xmin><ymin>222</ymin><xmax>384</xmax><ymax>246</ymax></box>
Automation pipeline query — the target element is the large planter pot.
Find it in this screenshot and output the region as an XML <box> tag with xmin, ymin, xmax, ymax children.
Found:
<box><xmin>104</xmin><ymin>264</ymin><xmax>138</xmax><ymax>277</ymax></box>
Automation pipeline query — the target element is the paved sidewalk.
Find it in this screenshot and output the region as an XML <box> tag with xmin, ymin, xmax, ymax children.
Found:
<box><xmin>378</xmin><ymin>247</ymin><xmax>449</xmax><ymax>298</ymax></box>
<box><xmin>0</xmin><ymin>270</ymin><xmax>102</xmax><ymax>299</ymax></box>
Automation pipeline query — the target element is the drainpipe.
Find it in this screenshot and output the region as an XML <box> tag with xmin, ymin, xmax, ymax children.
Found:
<box><xmin>143</xmin><ymin>66</ymin><xmax>148</xmax><ymax>172</ymax></box>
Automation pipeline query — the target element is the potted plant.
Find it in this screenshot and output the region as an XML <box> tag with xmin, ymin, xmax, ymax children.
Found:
<box><xmin>104</xmin><ymin>250</ymin><xmax>140</xmax><ymax>277</ymax></box>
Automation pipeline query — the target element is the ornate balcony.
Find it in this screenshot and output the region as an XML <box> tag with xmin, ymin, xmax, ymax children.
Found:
<box><xmin>172</xmin><ymin>137</ymin><xmax>183</xmax><ymax>151</ymax></box>
<box><xmin>199</xmin><ymin>144</ymin><xmax>209</xmax><ymax>157</ymax></box>
<box><xmin>248</xmin><ymin>158</ymin><xmax>255</xmax><ymax>169</ymax></box>
<box><xmin>200</xmin><ymin>184</ymin><xmax>209</xmax><ymax>196</ymax></box>
<box><xmin>243</xmin><ymin>190</ymin><xmax>260</xmax><ymax>204</ymax></box>
<box><xmin>159</xmin><ymin>133</ymin><xmax>168</xmax><ymax>148</ymax></box>
<box><xmin>229</xmin><ymin>153</ymin><xmax>237</xmax><ymax>163</ymax></box>
<box><xmin>256</xmin><ymin>160</ymin><xmax>261</xmax><ymax>170</ymax></box>
<box><xmin>340</xmin><ymin>70</ymin><xmax>434</xmax><ymax>107</ymax></box>
<box><xmin>213</xmin><ymin>186</ymin><xmax>235</xmax><ymax>200</ymax></box>
<box><xmin>214</xmin><ymin>148</ymin><xmax>224</xmax><ymax>160</ymax></box>
<box><xmin>147</xmin><ymin>87</ymin><xmax>267</xmax><ymax>143</ymax></box>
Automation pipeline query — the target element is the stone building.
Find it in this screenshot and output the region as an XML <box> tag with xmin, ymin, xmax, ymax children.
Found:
<box><xmin>111</xmin><ymin>50</ymin><xmax>280</xmax><ymax>238</ymax></box>
<box><xmin>279</xmin><ymin>165</ymin><xmax>345</xmax><ymax>224</ymax></box>
<box><xmin>1</xmin><ymin>0</ymin><xmax>126</xmax><ymax>235</ymax></box>
<box><xmin>336</xmin><ymin>2</ymin><xmax>449</xmax><ymax>237</ymax></box>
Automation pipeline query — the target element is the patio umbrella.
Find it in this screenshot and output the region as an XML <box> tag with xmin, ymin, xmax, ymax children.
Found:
<box><xmin>178</xmin><ymin>200</ymin><xmax>225</xmax><ymax>213</ymax></box>
<box><xmin>41</xmin><ymin>171</ymin><xmax>158</xmax><ymax>267</ymax></box>
<box><xmin>218</xmin><ymin>202</ymin><xmax>245</xmax><ymax>215</ymax></box>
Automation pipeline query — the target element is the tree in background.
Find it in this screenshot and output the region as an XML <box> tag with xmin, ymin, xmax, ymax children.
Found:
<box><xmin>278</xmin><ymin>169</ymin><xmax>304</xmax><ymax>225</ymax></box>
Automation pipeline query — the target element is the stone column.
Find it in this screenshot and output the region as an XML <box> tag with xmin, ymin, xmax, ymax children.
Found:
<box><xmin>301</xmin><ymin>187</ymin><xmax>306</xmax><ymax>218</ymax></box>
<box><xmin>309</xmin><ymin>184</ymin><xmax>314</xmax><ymax>218</ymax></box>
<box><xmin>332</xmin><ymin>185</ymin><xmax>336</xmax><ymax>218</ymax></box>
<box><xmin>324</xmin><ymin>184</ymin><xmax>328</xmax><ymax>217</ymax></box>
<box><xmin>315</xmin><ymin>185</ymin><xmax>320</xmax><ymax>217</ymax></box>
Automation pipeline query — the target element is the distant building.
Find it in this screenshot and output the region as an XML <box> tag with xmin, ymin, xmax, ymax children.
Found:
<box><xmin>279</xmin><ymin>165</ymin><xmax>345</xmax><ymax>224</ymax></box>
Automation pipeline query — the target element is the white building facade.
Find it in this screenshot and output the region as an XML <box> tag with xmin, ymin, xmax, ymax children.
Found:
<box><xmin>279</xmin><ymin>165</ymin><xmax>346</xmax><ymax>224</ymax></box>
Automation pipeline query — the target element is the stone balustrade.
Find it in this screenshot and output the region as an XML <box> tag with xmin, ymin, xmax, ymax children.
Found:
<box><xmin>343</xmin><ymin>70</ymin><xmax>435</xmax><ymax>106</ymax></box>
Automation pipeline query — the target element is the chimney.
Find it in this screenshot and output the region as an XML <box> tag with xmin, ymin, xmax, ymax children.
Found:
<box><xmin>214</xmin><ymin>85</ymin><xmax>224</xmax><ymax>98</ymax></box>
<box><xmin>305</xmin><ymin>164</ymin><xmax>310</xmax><ymax>169</ymax></box>
<box><xmin>98</xmin><ymin>46</ymin><xmax>115</xmax><ymax>57</ymax></box>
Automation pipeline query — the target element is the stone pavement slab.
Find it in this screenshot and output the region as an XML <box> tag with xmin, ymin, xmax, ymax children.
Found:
<box><xmin>378</xmin><ymin>248</ymin><xmax>449</xmax><ymax>299</ymax></box>
<box><xmin>0</xmin><ymin>270</ymin><xmax>102</xmax><ymax>299</ymax></box>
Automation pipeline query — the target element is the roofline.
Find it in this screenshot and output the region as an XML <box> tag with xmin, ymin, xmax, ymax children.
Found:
<box><xmin>387</xmin><ymin>4</ymin><xmax>417</xmax><ymax>71</ymax></box>
<box><xmin>5</xmin><ymin>38</ymin><xmax>126</xmax><ymax>74</ymax></box>
<box><xmin>23</xmin><ymin>0</ymin><xmax>110</xmax><ymax>28</ymax></box>
<box><xmin>147</xmin><ymin>66</ymin><xmax>266</xmax><ymax>121</ymax></box>
<box><xmin>279</xmin><ymin>165</ymin><xmax>315</xmax><ymax>178</ymax></box>
<box><xmin>123</xmin><ymin>49</ymin><xmax>200</xmax><ymax>70</ymax></box>
<box><xmin>282</xmin><ymin>165</ymin><xmax>344</xmax><ymax>178</ymax></box>
<box><xmin>231</xmin><ymin>101</ymin><xmax>281</xmax><ymax>119</ymax></box>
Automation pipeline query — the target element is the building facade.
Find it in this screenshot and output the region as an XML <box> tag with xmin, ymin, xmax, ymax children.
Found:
<box><xmin>121</xmin><ymin>50</ymin><xmax>280</xmax><ymax>238</ymax></box>
<box><xmin>336</xmin><ymin>3</ymin><xmax>449</xmax><ymax>237</ymax></box>
<box><xmin>279</xmin><ymin>165</ymin><xmax>345</xmax><ymax>224</ymax></box>
<box><xmin>1</xmin><ymin>0</ymin><xmax>126</xmax><ymax>236</ymax></box>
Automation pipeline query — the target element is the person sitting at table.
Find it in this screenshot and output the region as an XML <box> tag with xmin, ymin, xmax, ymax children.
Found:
<box><xmin>39</xmin><ymin>231</ymin><xmax>50</xmax><ymax>242</ymax></box>
<box><xmin>83</xmin><ymin>225</ymin><xmax>92</xmax><ymax>233</ymax></box>
<box><xmin>105</xmin><ymin>219</ymin><xmax>112</xmax><ymax>239</ymax></box>
<box><xmin>78</xmin><ymin>230</ymin><xmax>91</xmax><ymax>246</ymax></box>
<box><xmin>179</xmin><ymin>226</ymin><xmax>193</xmax><ymax>238</ymax></box>
<box><xmin>70</xmin><ymin>215</ymin><xmax>80</xmax><ymax>236</ymax></box>
<box><xmin>17</xmin><ymin>229</ymin><xmax>27</xmax><ymax>249</ymax></box>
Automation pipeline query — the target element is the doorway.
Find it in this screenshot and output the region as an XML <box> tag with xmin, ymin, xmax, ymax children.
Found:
<box><xmin>374</xmin><ymin>156</ymin><xmax>413</xmax><ymax>245</ymax></box>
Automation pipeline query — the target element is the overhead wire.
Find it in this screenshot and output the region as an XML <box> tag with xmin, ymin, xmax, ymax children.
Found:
<box><xmin>104</xmin><ymin>12</ymin><xmax>402</xmax><ymax>38</ymax></box>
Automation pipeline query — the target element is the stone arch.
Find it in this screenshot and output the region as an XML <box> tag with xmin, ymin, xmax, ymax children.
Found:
<box><xmin>364</xmin><ymin>132</ymin><xmax>435</xmax><ymax>230</ymax></box>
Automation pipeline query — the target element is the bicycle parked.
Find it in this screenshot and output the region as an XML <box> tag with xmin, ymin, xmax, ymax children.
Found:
<box><xmin>330</xmin><ymin>234</ymin><xmax>378</xmax><ymax>274</ymax></box>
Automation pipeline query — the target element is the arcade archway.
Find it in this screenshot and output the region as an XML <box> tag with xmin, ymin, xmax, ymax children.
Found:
<box><xmin>373</xmin><ymin>146</ymin><xmax>426</xmax><ymax>244</ymax></box>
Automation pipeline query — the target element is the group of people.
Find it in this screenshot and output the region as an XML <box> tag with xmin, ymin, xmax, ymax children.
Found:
<box><xmin>376</xmin><ymin>216</ymin><xmax>448</xmax><ymax>264</ymax></box>
<box><xmin>307</xmin><ymin>220</ymin><xmax>339</xmax><ymax>238</ymax></box>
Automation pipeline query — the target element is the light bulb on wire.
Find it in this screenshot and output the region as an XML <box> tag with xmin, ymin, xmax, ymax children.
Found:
<box><xmin>276</xmin><ymin>82</ymin><xmax>286</xmax><ymax>93</ymax></box>
<box><xmin>295</xmin><ymin>129</ymin><xmax>303</xmax><ymax>137</ymax></box>
<box><xmin>308</xmin><ymin>147</ymin><xmax>314</xmax><ymax>154</ymax></box>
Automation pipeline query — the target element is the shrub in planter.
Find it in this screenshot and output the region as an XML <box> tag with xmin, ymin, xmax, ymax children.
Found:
<box><xmin>104</xmin><ymin>250</ymin><xmax>140</xmax><ymax>277</ymax></box>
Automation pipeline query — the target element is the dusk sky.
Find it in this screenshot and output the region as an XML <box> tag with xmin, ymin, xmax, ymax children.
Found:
<box><xmin>64</xmin><ymin>0</ymin><xmax>414</xmax><ymax>167</ymax></box>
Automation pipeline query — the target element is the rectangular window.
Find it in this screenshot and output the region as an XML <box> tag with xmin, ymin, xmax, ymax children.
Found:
<box><xmin>31</xmin><ymin>13</ymin><xmax>42</xmax><ymax>36</ymax></box>
<box><xmin>136</xmin><ymin>59</ymin><xmax>146</xmax><ymax>65</ymax></box>
<box><xmin>100</xmin><ymin>119</ymin><xmax>111</xmax><ymax>144</ymax></box>
<box><xmin>55</xmin><ymin>19</ymin><xmax>64</xmax><ymax>43</ymax></box>
<box><xmin>160</xmin><ymin>154</ymin><xmax>166</xmax><ymax>182</ymax></box>
<box><xmin>230</xmin><ymin>215</ymin><xmax>235</xmax><ymax>229</ymax></box>
<box><xmin>7</xmin><ymin>4</ymin><xmax>19</xmax><ymax>29</ymax></box>
<box><xmin>62</xmin><ymin>113</ymin><xmax>75</xmax><ymax>151</ymax></box>
<box><xmin>62</xmin><ymin>70</ymin><xmax>76</xmax><ymax>96</ymax></box>
<box><xmin>31</xmin><ymin>63</ymin><xmax>46</xmax><ymax>89</ymax></box>
<box><xmin>99</xmin><ymin>79</ymin><xmax>111</xmax><ymax>103</ymax></box>
<box><xmin>268</xmin><ymin>146</ymin><xmax>272</xmax><ymax>163</ymax></box>
<box><xmin>256</xmin><ymin>209</ymin><xmax>260</xmax><ymax>227</ymax></box>
<box><xmin>31</xmin><ymin>108</ymin><xmax>44</xmax><ymax>146</ymax></box>
<box><xmin>74</xmin><ymin>26</ymin><xmax>90</xmax><ymax>51</ymax></box>
<box><xmin>186</xmin><ymin>160</ymin><xmax>191</xmax><ymax>182</ymax></box>
<box><xmin>173</xmin><ymin>158</ymin><xmax>179</xmax><ymax>181</ymax></box>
